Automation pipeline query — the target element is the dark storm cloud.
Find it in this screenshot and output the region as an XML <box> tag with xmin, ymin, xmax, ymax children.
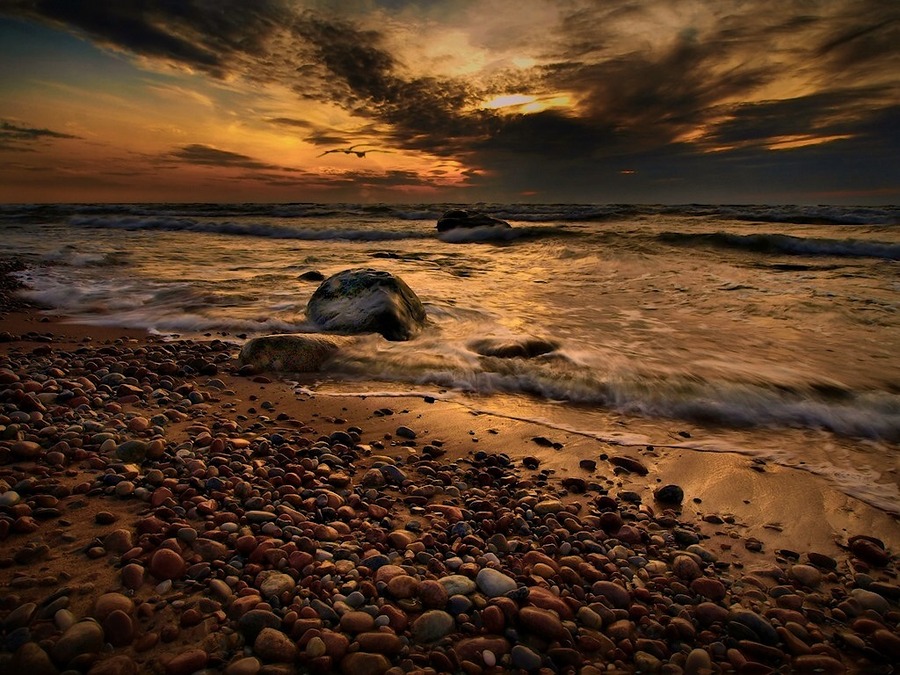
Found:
<box><xmin>0</xmin><ymin>120</ymin><xmax>80</xmax><ymax>150</ymax></box>
<box><xmin>165</xmin><ymin>144</ymin><xmax>285</xmax><ymax>171</ymax></box>
<box><xmin>4</xmin><ymin>0</ymin><xmax>899</xmax><ymax>199</ymax></box>
<box><xmin>4</xmin><ymin>0</ymin><xmax>290</xmax><ymax>77</ymax></box>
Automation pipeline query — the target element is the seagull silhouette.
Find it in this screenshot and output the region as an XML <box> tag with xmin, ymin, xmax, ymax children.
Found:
<box><xmin>317</xmin><ymin>144</ymin><xmax>392</xmax><ymax>158</ymax></box>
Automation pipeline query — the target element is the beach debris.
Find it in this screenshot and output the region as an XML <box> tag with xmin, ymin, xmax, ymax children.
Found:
<box><xmin>436</xmin><ymin>209</ymin><xmax>511</xmax><ymax>232</ymax></box>
<box><xmin>307</xmin><ymin>268</ymin><xmax>427</xmax><ymax>341</ymax></box>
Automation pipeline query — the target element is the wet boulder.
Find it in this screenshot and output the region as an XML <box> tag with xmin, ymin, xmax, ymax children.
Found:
<box><xmin>238</xmin><ymin>333</ymin><xmax>355</xmax><ymax>372</ymax></box>
<box><xmin>307</xmin><ymin>268</ymin><xmax>427</xmax><ymax>341</ymax></box>
<box><xmin>436</xmin><ymin>209</ymin><xmax>511</xmax><ymax>232</ymax></box>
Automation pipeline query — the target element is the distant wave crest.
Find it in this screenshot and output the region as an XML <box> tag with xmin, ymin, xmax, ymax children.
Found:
<box><xmin>69</xmin><ymin>215</ymin><xmax>430</xmax><ymax>242</ymax></box>
<box><xmin>659</xmin><ymin>231</ymin><xmax>900</xmax><ymax>260</ymax></box>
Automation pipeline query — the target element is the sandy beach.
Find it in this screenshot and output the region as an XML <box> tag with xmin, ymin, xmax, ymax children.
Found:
<box><xmin>1</xmin><ymin>271</ymin><xmax>898</xmax><ymax>674</ymax></box>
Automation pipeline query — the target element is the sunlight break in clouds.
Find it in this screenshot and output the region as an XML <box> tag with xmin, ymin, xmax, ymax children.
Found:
<box><xmin>0</xmin><ymin>0</ymin><xmax>897</xmax><ymax>202</ymax></box>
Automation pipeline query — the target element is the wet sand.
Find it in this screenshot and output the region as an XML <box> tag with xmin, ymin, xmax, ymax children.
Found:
<box><xmin>1</xmin><ymin>298</ymin><xmax>898</xmax><ymax>674</ymax></box>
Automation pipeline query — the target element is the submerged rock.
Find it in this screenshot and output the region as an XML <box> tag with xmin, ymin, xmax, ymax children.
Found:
<box><xmin>238</xmin><ymin>333</ymin><xmax>355</xmax><ymax>372</ymax></box>
<box><xmin>307</xmin><ymin>268</ymin><xmax>427</xmax><ymax>341</ymax></box>
<box><xmin>436</xmin><ymin>209</ymin><xmax>511</xmax><ymax>232</ymax></box>
<box><xmin>469</xmin><ymin>335</ymin><xmax>558</xmax><ymax>359</ymax></box>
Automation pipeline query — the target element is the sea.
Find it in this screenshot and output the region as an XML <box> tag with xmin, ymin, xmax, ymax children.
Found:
<box><xmin>2</xmin><ymin>202</ymin><xmax>898</xmax><ymax>514</ymax></box>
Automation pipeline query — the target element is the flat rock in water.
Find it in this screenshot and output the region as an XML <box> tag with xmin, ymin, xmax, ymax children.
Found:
<box><xmin>238</xmin><ymin>333</ymin><xmax>355</xmax><ymax>373</ymax></box>
<box><xmin>468</xmin><ymin>335</ymin><xmax>558</xmax><ymax>359</ymax></box>
<box><xmin>307</xmin><ymin>268</ymin><xmax>427</xmax><ymax>341</ymax></box>
<box><xmin>436</xmin><ymin>209</ymin><xmax>511</xmax><ymax>232</ymax></box>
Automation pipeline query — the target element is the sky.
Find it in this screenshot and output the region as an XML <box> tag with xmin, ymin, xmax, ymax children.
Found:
<box><xmin>0</xmin><ymin>0</ymin><xmax>898</xmax><ymax>204</ymax></box>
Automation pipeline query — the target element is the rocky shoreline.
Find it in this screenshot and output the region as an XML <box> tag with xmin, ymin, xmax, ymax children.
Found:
<box><xmin>0</xmin><ymin>260</ymin><xmax>898</xmax><ymax>675</ymax></box>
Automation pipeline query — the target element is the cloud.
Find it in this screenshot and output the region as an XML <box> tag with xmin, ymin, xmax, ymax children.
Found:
<box><xmin>164</xmin><ymin>144</ymin><xmax>285</xmax><ymax>171</ymax></box>
<box><xmin>4</xmin><ymin>0</ymin><xmax>899</xmax><ymax>200</ymax></box>
<box><xmin>0</xmin><ymin>119</ymin><xmax>80</xmax><ymax>150</ymax></box>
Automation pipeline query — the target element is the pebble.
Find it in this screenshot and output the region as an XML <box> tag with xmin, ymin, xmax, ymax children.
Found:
<box><xmin>475</xmin><ymin>567</ymin><xmax>517</xmax><ymax>597</ymax></box>
<box><xmin>0</xmin><ymin>327</ymin><xmax>895</xmax><ymax>675</ymax></box>
<box><xmin>92</xmin><ymin>592</ymin><xmax>133</xmax><ymax>621</ymax></box>
<box><xmin>410</xmin><ymin>610</ymin><xmax>455</xmax><ymax>642</ymax></box>
<box><xmin>340</xmin><ymin>652</ymin><xmax>391</xmax><ymax>675</ymax></box>
<box><xmin>253</xmin><ymin>627</ymin><xmax>296</xmax><ymax>662</ymax></box>
<box><xmin>439</xmin><ymin>574</ymin><xmax>476</xmax><ymax>596</ymax></box>
<box><xmin>165</xmin><ymin>648</ymin><xmax>208</xmax><ymax>675</ymax></box>
<box><xmin>257</xmin><ymin>571</ymin><xmax>295</xmax><ymax>597</ymax></box>
<box><xmin>51</xmin><ymin>619</ymin><xmax>105</xmax><ymax>666</ymax></box>
<box><xmin>511</xmin><ymin>644</ymin><xmax>543</xmax><ymax>670</ymax></box>
<box><xmin>149</xmin><ymin>548</ymin><xmax>185</xmax><ymax>580</ymax></box>
<box><xmin>789</xmin><ymin>563</ymin><xmax>822</xmax><ymax>588</ymax></box>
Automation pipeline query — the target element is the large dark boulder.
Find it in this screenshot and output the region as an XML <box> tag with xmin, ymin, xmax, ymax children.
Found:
<box><xmin>436</xmin><ymin>209</ymin><xmax>511</xmax><ymax>232</ymax></box>
<box><xmin>307</xmin><ymin>268</ymin><xmax>427</xmax><ymax>341</ymax></box>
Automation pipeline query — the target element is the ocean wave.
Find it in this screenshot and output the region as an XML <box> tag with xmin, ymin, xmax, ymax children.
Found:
<box><xmin>321</xmin><ymin>346</ymin><xmax>900</xmax><ymax>442</ymax></box>
<box><xmin>69</xmin><ymin>215</ymin><xmax>431</xmax><ymax>242</ymax></box>
<box><xmin>659</xmin><ymin>231</ymin><xmax>900</xmax><ymax>260</ymax></box>
<box><xmin>437</xmin><ymin>224</ymin><xmax>573</xmax><ymax>243</ymax></box>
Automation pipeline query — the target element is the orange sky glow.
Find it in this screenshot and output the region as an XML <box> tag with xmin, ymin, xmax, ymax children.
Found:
<box><xmin>1</xmin><ymin>1</ymin><xmax>898</xmax><ymax>203</ymax></box>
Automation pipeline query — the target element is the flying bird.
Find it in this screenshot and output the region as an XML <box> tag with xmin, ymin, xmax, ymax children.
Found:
<box><xmin>317</xmin><ymin>144</ymin><xmax>393</xmax><ymax>158</ymax></box>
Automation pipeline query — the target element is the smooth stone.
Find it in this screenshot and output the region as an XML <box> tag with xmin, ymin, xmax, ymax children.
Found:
<box><xmin>149</xmin><ymin>548</ymin><xmax>185</xmax><ymax>580</ymax></box>
<box><xmin>411</xmin><ymin>610</ymin><xmax>455</xmax><ymax>643</ymax></box>
<box><xmin>225</xmin><ymin>657</ymin><xmax>262</xmax><ymax>675</ymax></box>
<box><xmin>238</xmin><ymin>333</ymin><xmax>356</xmax><ymax>373</ymax></box>
<box><xmin>257</xmin><ymin>571</ymin><xmax>295</xmax><ymax>597</ymax></box>
<box><xmin>103</xmin><ymin>529</ymin><xmax>133</xmax><ymax>554</ymax></box>
<box><xmin>653</xmin><ymin>483</ymin><xmax>684</xmax><ymax>504</ymax></box>
<box><xmin>592</xmin><ymin>580</ymin><xmax>631</xmax><ymax>609</ymax></box>
<box><xmin>192</xmin><ymin>537</ymin><xmax>227</xmax><ymax>561</ymax></box>
<box><xmin>11</xmin><ymin>642</ymin><xmax>57</xmax><ymax>675</ymax></box>
<box><xmin>4</xmin><ymin>602</ymin><xmax>36</xmax><ymax>630</ymax></box>
<box><xmin>165</xmin><ymin>648</ymin><xmax>208</xmax><ymax>675</ymax></box>
<box><xmin>121</xmin><ymin>564</ymin><xmax>144</xmax><ymax>590</ymax></box>
<box><xmin>103</xmin><ymin>609</ymin><xmax>134</xmax><ymax>647</ymax></box>
<box><xmin>340</xmin><ymin>652</ymin><xmax>391</xmax><ymax>675</ymax></box>
<box><xmin>253</xmin><ymin>627</ymin><xmax>297</xmax><ymax>662</ymax></box>
<box><xmin>355</xmin><ymin>632</ymin><xmax>404</xmax><ymax>655</ymax></box>
<box><xmin>87</xmin><ymin>654</ymin><xmax>139</xmax><ymax>675</ymax></box>
<box><xmin>52</xmin><ymin>620</ymin><xmax>105</xmax><ymax>665</ymax></box>
<box><xmin>730</xmin><ymin>609</ymin><xmax>778</xmax><ymax>645</ymax></box>
<box><xmin>238</xmin><ymin>609</ymin><xmax>282</xmax><ymax>641</ymax></box>
<box><xmin>340</xmin><ymin>611</ymin><xmax>376</xmax><ymax>633</ymax></box>
<box><xmin>518</xmin><ymin>606</ymin><xmax>567</xmax><ymax>640</ymax></box>
<box><xmin>511</xmin><ymin>644</ymin><xmax>543</xmax><ymax>670</ymax></box>
<box><xmin>439</xmin><ymin>574</ymin><xmax>477</xmax><ymax>596</ymax></box>
<box><xmin>690</xmin><ymin>577</ymin><xmax>726</xmax><ymax>601</ymax></box>
<box><xmin>533</xmin><ymin>499</ymin><xmax>563</xmax><ymax>516</ymax></box>
<box><xmin>684</xmin><ymin>648</ymin><xmax>712</xmax><ymax>675</ymax></box>
<box><xmin>92</xmin><ymin>592</ymin><xmax>133</xmax><ymax>621</ymax></box>
<box><xmin>476</xmin><ymin>567</ymin><xmax>517</xmax><ymax>597</ymax></box>
<box><xmin>386</xmin><ymin>574</ymin><xmax>419</xmax><ymax>598</ymax></box>
<box><xmin>850</xmin><ymin>588</ymin><xmax>890</xmax><ymax>614</ymax></box>
<box><xmin>419</xmin><ymin>579</ymin><xmax>449</xmax><ymax>608</ymax></box>
<box><xmin>789</xmin><ymin>564</ymin><xmax>822</xmax><ymax>588</ymax></box>
<box><xmin>673</xmin><ymin>555</ymin><xmax>702</xmax><ymax>580</ymax></box>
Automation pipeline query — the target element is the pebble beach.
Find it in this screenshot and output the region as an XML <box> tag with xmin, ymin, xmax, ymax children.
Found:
<box><xmin>1</xmin><ymin>259</ymin><xmax>899</xmax><ymax>675</ymax></box>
